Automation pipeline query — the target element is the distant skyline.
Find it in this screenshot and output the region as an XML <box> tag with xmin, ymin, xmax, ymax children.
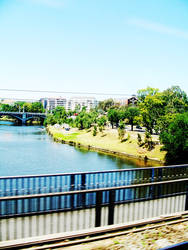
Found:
<box><xmin>1</xmin><ymin>0</ymin><xmax>188</xmax><ymax>99</ymax></box>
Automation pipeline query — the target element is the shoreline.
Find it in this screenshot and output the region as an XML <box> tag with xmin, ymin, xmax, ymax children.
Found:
<box><xmin>46</xmin><ymin>126</ymin><xmax>165</xmax><ymax>167</ymax></box>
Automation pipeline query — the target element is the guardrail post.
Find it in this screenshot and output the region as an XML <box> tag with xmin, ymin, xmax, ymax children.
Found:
<box><xmin>108</xmin><ymin>190</ymin><xmax>115</xmax><ymax>225</ymax></box>
<box><xmin>95</xmin><ymin>190</ymin><xmax>102</xmax><ymax>227</ymax></box>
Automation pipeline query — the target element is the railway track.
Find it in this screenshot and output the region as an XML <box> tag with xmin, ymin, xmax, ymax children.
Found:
<box><xmin>1</xmin><ymin>211</ymin><xmax>188</xmax><ymax>249</ymax></box>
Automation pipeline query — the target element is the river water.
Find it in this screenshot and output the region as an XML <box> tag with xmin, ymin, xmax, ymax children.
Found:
<box><xmin>0</xmin><ymin>121</ymin><xmax>155</xmax><ymax>176</ymax></box>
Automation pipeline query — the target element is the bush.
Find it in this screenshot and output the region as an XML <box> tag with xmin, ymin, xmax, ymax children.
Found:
<box><xmin>118</xmin><ymin>127</ymin><xmax>125</xmax><ymax>142</ymax></box>
<box><xmin>93</xmin><ymin>125</ymin><xmax>97</xmax><ymax>136</ymax></box>
<box><xmin>137</xmin><ymin>133</ymin><xmax>142</xmax><ymax>146</ymax></box>
<box><xmin>144</xmin><ymin>131</ymin><xmax>154</xmax><ymax>150</ymax></box>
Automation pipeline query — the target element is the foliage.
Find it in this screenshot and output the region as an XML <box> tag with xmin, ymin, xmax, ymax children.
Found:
<box><xmin>97</xmin><ymin>115</ymin><xmax>107</xmax><ymax>127</ymax></box>
<box><xmin>107</xmin><ymin>109</ymin><xmax>121</xmax><ymax>128</ymax></box>
<box><xmin>124</xmin><ymin>107</ymin><xmax>140</xmax><ymax>131</ymax></box>
<box><xmin>75</xmin><ymin>110</ymin><xmax>94</xmax><ymax>130</ymax></box>
<box><xmin>44</xmin><ymin>114</ymin><xmax>56</xmax><ymax>126</ymax></box>
<box><xmin>118</xmin><ymin>127</ymin><xmax>125</xmax><ymax>142</ymax></box>
<box><xmin>98</xmin><ymin>98</ymin><xmax>114</xmax><ymax>112</ymax></box>
<box><xmin>93</xmin><ymin>125</ymin><xmax>97</xmax><ymax>136</ymax></box>
<box><xmin>162</xmin><ymin>86</ymin><xmax>188</xmax><ymax>114</ymax></box>
<box><xmin>137</xmin><ymin>87</ymin><xmax>159</xmax><ymax>103</ymax></box>
<box><xmin>138</xmin><ymin>91</ymin><xmax>165</xmax><ymax>134</ymax></box>
<box><xmin>0</xmin><ymin>101</ymin><xmax>44</xmax><ymax>113</ymax></box>
<box><xmin>137</xmin><ymin>133</ymin><xmax>143</xmax><ymax>147</ymax></box>
<box><xmin>144</xmin><ymin>131</ymin><xmax>154</xmax><ymax>151</ymax></box>
<box><xmin>160</xmin><ymin>112</ymin><xmax>188</xmax><ymax>164</ymax></box>
<box><xmin>99</xmin><ymin>125</ymin><xmax>104</xmax><ymax>133</ymax></box>
<box><xmin>119</xmin><ymin>120</ymin><xmax>125</xmax><ymax>129</ymax></box>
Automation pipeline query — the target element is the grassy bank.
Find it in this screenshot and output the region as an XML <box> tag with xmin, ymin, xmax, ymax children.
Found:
<box><xmin>47</xmin><ymin>126</ymin><xmax>165</xmax><ymax>164</ymax></box>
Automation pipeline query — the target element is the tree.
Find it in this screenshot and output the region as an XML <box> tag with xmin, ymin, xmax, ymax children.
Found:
<box><xmin>138</xmin><ymin>91</ymin><xmax>165</xmax><ymax>134</ymax></box>
<box><xmin>160</xmin><ymin>112</ymin><xmax>188</xmax><ymax>164</ymax></box>
<box><xmin>30</xmin><ymin>102</ymin><xmax>44</xmax><ymax>113</ymax></box>
<box><xmin>97</xmin><ymin>116</ymin><xmax>107</xmax><ymax>127</ymax></box>
<box><xmin>125</xmin><ymin>107</ymin><xmax>140</xmax><ymax>131</ymax></box>
<box><xmin>107</xmin><ymin>109</ymin><xmax>121</xmax><ymax>128</ymax></box>
<box><xmin>137</xmin><ymin>87</ymin><xmax>159</xmax><ymax>103</ymax></box>
<box><xmin>52</xmin><ymin>106</ymin><xmax>67</xmax><ymax>124</ymax></box>
<box><xmin>98</xmin><ymin>99</ymin><xmax>114</xmax><ymax>112</ymax></box>
<box><xmin>118</xmin><ymin>121</ymin><xmax>125</xmax><ymax>142</ymax></box>
<box><xmin>75</xmin><ymin>110</ymin><xmax>93</xmax><ymax>129</ymax></box>
<box><xmin>93</xmin><ymin>125</ymin><xmax>97</xmax><ymax>136</ymax></box>
<box><xmin>162</xmin><ymin>86</ymin><xmax>188</xmax><ymax>114</ymax></box>
<box><xmin>44</xmin><ymin>114</ymin><xmax>56</xmax><ymax>126</ymax></box>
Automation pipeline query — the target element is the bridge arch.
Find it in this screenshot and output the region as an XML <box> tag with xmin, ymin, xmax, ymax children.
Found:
<box><xmin>0</xmin><ymin>112</ymin><xmax>46</xmax><ymax>125</ymax></box>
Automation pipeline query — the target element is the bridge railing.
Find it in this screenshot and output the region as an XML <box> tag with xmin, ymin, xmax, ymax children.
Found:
<box><xmin>0</xmin><ymin>178</ymin><xmax>187</xmax><ymax>218</ymax></box>
<box><xmin>0</xmin><ymin>164</ymin><xmax>188</xmax><ymax>197</ymax></box>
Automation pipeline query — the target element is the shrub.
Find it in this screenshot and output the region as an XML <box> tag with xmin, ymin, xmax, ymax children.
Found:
<box><xmin>93</xmin><ymin>125</ymin><xmax>97</xmax><ymax>136</ymax></box>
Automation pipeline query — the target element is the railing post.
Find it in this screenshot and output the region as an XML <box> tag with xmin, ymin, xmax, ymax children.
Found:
<box><xmin>185</xmin><ymin>180</ymin><xmax>188</xmax><ymax>211</ymax></box>
<box><xmin>70</xmin><ymin>174</ymin><xmax>75</xmax><ymax>208</ymax></box>
<box><xmin>157</xmin><ymin>168</ymin><xmax>162</xmax><ymax>198</ymax></box>
<box><xmin>81</xmin><ymin>174</ymin><xmax>86</xmax><ymax>206</ymax></box>
<box><xmin>150</xmin><ymin>168</ymin><xmax>155</xmax><ymax>199</ymax></box>
<box><xmin>108</xmin><ymin>190</ymin><xmax>115</xmax><ymax>225</ymax></box>
<box><xmin>95</xmin><ymin>190</ymin><xmax>102</xmax><ymax>227</ymax></box>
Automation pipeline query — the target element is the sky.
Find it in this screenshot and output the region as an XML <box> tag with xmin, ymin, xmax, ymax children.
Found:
<box><xmin>0</xmin><ymin>0</ymin><xmax>188</xmax><ymax>100</ymax></box>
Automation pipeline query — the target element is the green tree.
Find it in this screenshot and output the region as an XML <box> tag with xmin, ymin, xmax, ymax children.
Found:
<box><xmin>107</xmin><ymin>109</ymin><xmax>121</xmax><ymax>128</ymax></box>
<box><xmin>30</xmin><ymin>102</ymin><xmax>44</xmax><ymax>113</ymax></box>
<box><xmin>162</xmin><ymin>86</ymin><xmax>188</xmax><ymax>114</ymax></box>
<box><xmin>93</xmin><ymin>125</ymin><xmax>97</xmax><ymax>136</ymax></box>
<box><xmin>137</xmin><ymin>87</ymin><xmax>159</xmax><ymax>103</ymax></box>
<box><xmin>138</xmin><ymin>91</ymin><xmax>165</xmax><ymax>134</ymax></box>
<box><xmin>118</xmin><ymin>121</ymin><xmax>125</xmax><ymax>142</ymax></box>
<box><xmin>52</xmin><ymin>106</ymin><xmax>67</xmax><ymax>124</ymax></box>
<box><xmin>44</xmin><ymin>114</ymin><xmax>56</xmax><ymax>126</ymax></box>
<box><xmin>98</xmin><ymin>99</ymin><xmax>114</xmax><ymax>112</ymax></box>
<box><xmin>97</xmin><ymin>116</ymin><xmax>107</xmax><ymax>127</ymax></box>
<box><xmin>160</xmin><ymin>112</ymin><xmax>188</xmax><ymax>164</ymax></box>
<box><xmin>75</xmin><ymin>110</ymin><xmax>93</xmax><ymax>129</ymax></box>
<box><xmin>125</xmin><ymin>107</ymin><xmax>140</xmax><ymax>131</ymax></box>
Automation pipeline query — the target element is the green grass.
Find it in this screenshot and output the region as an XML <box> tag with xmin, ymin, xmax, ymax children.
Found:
<box><xmin>48</xmin><ymin>126</ymin><xmax>166</xmax><ymax>163</ymax></box>
<box><xmin>49</xmin><ymin>127</ymin><xmax>80</xmax><ymax>141</ymax></box>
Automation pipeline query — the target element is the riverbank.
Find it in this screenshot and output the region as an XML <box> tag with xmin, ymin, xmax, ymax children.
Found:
<box><xmin>47</xmin><ymin>126</ymin><xmax>165</xmax><ymax>165</ymax></box>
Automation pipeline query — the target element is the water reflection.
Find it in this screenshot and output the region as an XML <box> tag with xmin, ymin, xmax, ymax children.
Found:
<box><xmin>0</xmin><ymin>121</ymin><xmax>157</xmax><ymax>176</ymax></box>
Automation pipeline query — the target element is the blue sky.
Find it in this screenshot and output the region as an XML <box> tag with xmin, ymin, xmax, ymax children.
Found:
<box><xmin>1</xmin><ymin>0</ymin><xmax>188</xmax><ymax>99</ymax></box>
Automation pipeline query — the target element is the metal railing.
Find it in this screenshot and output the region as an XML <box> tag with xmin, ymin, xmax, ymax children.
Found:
<box><xmin>0</xmin><ymin>178</ymin><xmax>187</xmax><ymax>220</ymax></box>
<box><xmin>0</xmin><ymin>164</ymin><xmax>188</xmax><ymax>197</ymax></box>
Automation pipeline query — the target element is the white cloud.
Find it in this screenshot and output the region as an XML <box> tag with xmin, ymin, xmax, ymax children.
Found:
<box><xmin>128</xmin><ymin>18</ymin><xmax>188</xmax><ymax>40</ymax></box>
<box><xmin>21</xmin><ymin>0</ymin><xmax>65</xmax><ymax>8</ymax></box>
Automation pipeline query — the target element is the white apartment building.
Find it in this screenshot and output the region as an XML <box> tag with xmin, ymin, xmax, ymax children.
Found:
<box><xmin>40</xmin><ymin>97</ymin><xmax>67</xmax><ymax>111</ymax></box>
<box><xmin>41</xmin><ymin>97</ymin><xmax>97</xmax><ymax>112</ymax></box>
<box><xmin>66</xmin><ymin>97</ymin><xmax>98</xmax><ymax>111</ymax></box>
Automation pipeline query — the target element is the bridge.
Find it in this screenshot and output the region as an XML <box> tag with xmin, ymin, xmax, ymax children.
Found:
<box><xmin>0</xmin><ymin>111</ymin><xmax>46</xmax><ymax>125</ymax></box>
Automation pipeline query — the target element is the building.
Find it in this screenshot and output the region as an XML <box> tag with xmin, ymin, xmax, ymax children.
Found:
<box><xmin>127</xmin><ymin>95</ymin><xmax>138</xmax><ymax>106</ymax></box>
<box><xmin>66</xmin><ymin>97</ymin><xmax>98</xmax><ymax>111</ymax></box>
<box><xmin>40</xmin><ymin>97</ymin><xmax>98</xmax><ymax>112</ymax></box>
<box><xmin>40</xmin><ymin>97</ymin><xmax>67</xmax><ymax>111</ymax></box>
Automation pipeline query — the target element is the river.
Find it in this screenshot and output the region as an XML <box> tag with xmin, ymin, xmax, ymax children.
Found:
<box><xmin>0</xmin><ymin>121</ymin><xmax>155</xmax><ymax>176</ymax></box>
